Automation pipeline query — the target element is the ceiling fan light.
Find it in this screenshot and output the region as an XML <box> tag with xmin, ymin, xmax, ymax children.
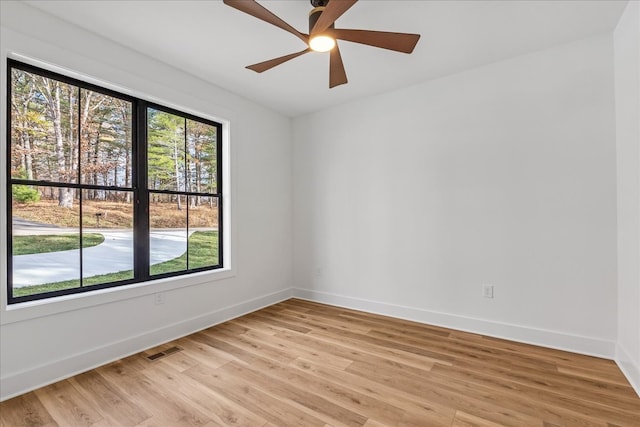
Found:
<box><xmin>309</xmin><ymin>35</ymin><xmax>336</xmax><ymax>52</ymax></box>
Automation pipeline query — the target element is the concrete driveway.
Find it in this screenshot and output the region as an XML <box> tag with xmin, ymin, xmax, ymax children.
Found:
<box><xmin>12</xmin><ymin>227</ymin><xmax>196</xmax><ymax>287</ymax></box>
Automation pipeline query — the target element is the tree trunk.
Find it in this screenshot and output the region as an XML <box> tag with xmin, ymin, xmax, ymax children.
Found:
<box><xmin>13</xmin><ymin>82</ymin><xmax>36</xmax><ymax>180</ymax></box>
<box><xmin>37</xmin><ymin>77</ymin><xmax>73</xmax><ymax>207</ymax></box>
<box><xmin>94</xmin><ymin>129</ymin><xmax>100</xmax><ymax>190</ymax></box>
<box><xmin>22</xmin><ymin>132</ymin><xmax>34</xmax><ymax>180</ymax></box>
<box><xmin>68</xmin><ymin>88</ymin><xmax>78</xmax><ymax>186</ymax></box>
<box><xmin>122</xmin><ymin>105</ymin><xmax>132</xmax><ymax>203</ymax></box>
<box><xmin>80</xmin><ymin>90</ymin><xmax>93</xmax><ymax>187</ymax></box>
<box><xmin>174</xmin><ymin>137</ymin><xmax>182</xmax><ymax>211</ymax></box>
<box><xmin>51</xmin><ymin>81</ymin><xmax>73</xmax><ymax>208</ymax></box>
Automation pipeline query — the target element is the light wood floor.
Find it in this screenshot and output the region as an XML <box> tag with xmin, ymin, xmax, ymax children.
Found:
<box><xmin>1</xmin><ymin>299</ymin><xmax>639</xmax><ymax>426</ymax></box>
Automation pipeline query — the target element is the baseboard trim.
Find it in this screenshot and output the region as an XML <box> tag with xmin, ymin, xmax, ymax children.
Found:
<box><xmin>616</xmin><ymin>343</ymin><xmax>640</xmax><ymax>398</ymax></box>
<box><xmin>292</xmin><ymin>288</ymin><xmax>616</xmax><ymax>360</ymax></box>
<box><xmin>0</xmin><ymin>287</ymin><xmax>292</xmax><ymax>402</ymax></box>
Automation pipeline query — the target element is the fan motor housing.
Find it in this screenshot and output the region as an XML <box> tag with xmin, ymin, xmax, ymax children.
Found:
<box><xmin>311</xmin><ymin>0</ymin><xmax>329</xmax><ymax>7</ymax></box>
<box><xmin>309</xmin><ymin>6</ymin><xmax>334</xmax><ymax>33</ymax></box>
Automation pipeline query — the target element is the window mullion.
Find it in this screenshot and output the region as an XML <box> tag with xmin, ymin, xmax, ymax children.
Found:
<box><xmin>77</xmin><ymin>86</ymin><xmax>84</xmax><ymax>287</ymax></box>
<box><xmin>134</xmin><ymin>100</ymin><xmax>150</xmax><ymax>280</ymax></box>
<box><xmin>184</xmin><ymin>116</ymin><xmax>189</xmax><ymax>270</ymax></box>
<box><xmin>217</xmin><ymin>123</ymin><xmax>224</xmax><ymax>268</ymax></box>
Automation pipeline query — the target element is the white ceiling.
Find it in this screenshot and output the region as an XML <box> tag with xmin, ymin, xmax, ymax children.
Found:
<box><xmin>25</xmin><ymin>0</ymin><xmax>627</xmax><ymax>117</ymax></box>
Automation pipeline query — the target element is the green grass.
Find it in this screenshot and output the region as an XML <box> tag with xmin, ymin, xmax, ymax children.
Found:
<box><xmin>12</xmin><ymin>233</ymin><xmax>104</xmax><ymax>255</ymax></box>
<box><xmin>12</xmin><ymin>270</ymin><xmax>135</xmax><ymax>297</ymax></box>
<box><xmin>13</xmin><ymin>231</ymin><xmax>219</xmax><ymax>298</ymax></box>
<box><xmin>150</xmin><ymin>231</ymin><xmax>219</xmax><ymax>275</ymax></box>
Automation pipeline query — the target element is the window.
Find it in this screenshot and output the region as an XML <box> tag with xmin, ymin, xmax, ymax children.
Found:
<box><xmin>6</xmin><ymin>59</ymin><xmax>223</xmax><ymax>304</ymax></box>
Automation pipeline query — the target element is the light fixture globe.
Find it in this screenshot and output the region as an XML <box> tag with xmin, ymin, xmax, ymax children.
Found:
<box><xmin>309</xmin><ymin>35</ymin><xmax>335</xmax><ymax>52</ymax></box>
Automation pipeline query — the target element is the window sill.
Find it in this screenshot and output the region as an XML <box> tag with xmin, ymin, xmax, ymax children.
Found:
<box><xmin>0</xmin><ymin>267</ymin><xmax>235</xmax><ymax>325</ymax></box>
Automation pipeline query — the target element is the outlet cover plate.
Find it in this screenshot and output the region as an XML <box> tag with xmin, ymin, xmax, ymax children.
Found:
<box><xmin>482</xmin><ymin>285</ymin><xmax>494</xmax><ymax>299</ymax></box>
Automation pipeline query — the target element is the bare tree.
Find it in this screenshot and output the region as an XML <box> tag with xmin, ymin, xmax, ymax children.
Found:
<box><xmin>37</xmin><ymin>77</ymin><xmax>74</xmax><ymax>208</ymax></box>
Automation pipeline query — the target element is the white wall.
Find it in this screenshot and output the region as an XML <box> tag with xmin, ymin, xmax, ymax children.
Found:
<box><xmin>0</xmin><ymin>2</ymin><xmax>292</xmax><ymax>400</ymax></box>
<box><xmin>615</xmin><ymin>0</ymin><xmax>640</xmax><ymax>395</ymax></box>
<box><xmin>293</xmin><ymin>34</ymin><xmax>618</xmax><ymax>357</ymax></box>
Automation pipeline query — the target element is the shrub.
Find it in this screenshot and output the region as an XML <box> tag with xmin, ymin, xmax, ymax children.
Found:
<box><xmin>13</xmin><ymin>185</ymin><xmax>40</xmax><ymax>203</ymax></box>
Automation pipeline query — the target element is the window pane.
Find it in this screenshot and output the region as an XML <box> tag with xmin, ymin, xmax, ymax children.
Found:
<box><xmin>150</xmin><ymin>193</ymin><xmax>187</xmax><ymax>275</ymax></box>
<box><xmin>148</xmin><ymin>108</ymin><xmax>186</xmax><ymax>192</ymax></box>
<box><xmin>186</xmin><ymin>119</ymin><xmax>218</xmax><ymax>194</ymax></box>
<box><xmin>188</xmin><ymin>196</ymin><xmax>219</xmax><ymax>269</ymax></box>
<box><xmin>11</xmin><ymin>185</ymin><xmax>80</xmax><ymax>297</ymax></box>
<box><xmin>82</xmin><ymin>190</ymin><xmax>134</xmax><ymax>286</ymax></box>
<box><xmin>11</xmin><ymin>69</ymin><xmax>79</xmax><ymax>187</ymax></box>
<box><xmin>80</xmin><ymin>90</ymin><xmax>133</xmax><ymax>188</ymax></box>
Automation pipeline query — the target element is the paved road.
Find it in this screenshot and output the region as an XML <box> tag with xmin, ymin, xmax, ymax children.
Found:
<box><xmin>12</xmin><ymin>227</ymin><xmax>198</xmax><ymax>288</ymax></box>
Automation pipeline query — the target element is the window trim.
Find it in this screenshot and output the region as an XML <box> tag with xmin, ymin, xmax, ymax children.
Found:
<box><xmin>6</xmin><ymin>58</ymin><xmax>226</xmax><ymax>305</ymax></box>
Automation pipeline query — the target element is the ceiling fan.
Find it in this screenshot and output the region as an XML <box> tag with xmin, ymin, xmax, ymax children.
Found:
<box><xmin>223</xmin><ymin>0</ymin><xmax>421</xmax><ymax>88</ymax></box>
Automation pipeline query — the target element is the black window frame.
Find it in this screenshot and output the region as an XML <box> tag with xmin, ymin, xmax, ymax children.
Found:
<box><xmin>6</xmin><ymin>59</ymin><xmax>224</xmax><ymax>304</ymax></box>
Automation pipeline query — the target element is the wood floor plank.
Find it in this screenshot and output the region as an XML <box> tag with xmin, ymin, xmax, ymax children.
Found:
<box><xmin>174</xmin><ymin>335</ymin><xmax>235</xmax><ymax>369</ymax></box>
<box><xmin>452</xmin><ymin>410</ymin><xmax>507</xmax><ymax>427</ymax></box>
<box><xmin>430</xmin><ymin>361</ymin><xmax>640</xmax><ymax>413</ymax></box>
<box><xmin>276</xmin><ymin>308</ymin><xmax>374</xmax><ymax>334</ymax></box>
<box><xmin>449</xmin><ymin>357</ymin><xmax>638</xmax><ymax>404</ymax></box>
<box><xmin>448</xmin><ymin>333</ymin><xmax>623</xmax><ymax>373</ymax></box>
<box><xmin>183</xmin><ymin>363</ymin><xmax>327</xmax><ymax>427</ymax></box>
<box><xmin>219</xmin><ymin>361</ymin><xmax>369</xmax><ymax>427</ymax></box>
<box><xmin>97</xmin><ymin>360</ymin><xmax>211</xmax><ymax>426</ymax></box>
<box><xmin>426</xmin><ymin>364</ymin><xmax>629</xmax><ymax>426</ymax></box>
<box><xmin>557</xmin><ymin>365</ymin><xmax>632</xmax><ymax>386</ymax></box>
<box><xmin>199</xmin><ymin>326</ymin><xmax>298</xmax><ymax>365</ymax></box>
<box><xmin>340</xmin><ymin>360</ymin><xmax>543</xmax><ymax>426</ymax></box>
<box><xmin>302</xmin><ymin>328</ymin><xmax>449</xmax><ymax>368</ymax></box>
<box><xmin>0</xmin><ymin>393</ymin><xmax>57</xmax><ymax>427</ymax></box>
<box><xmin>233</xmin><ymin>353</ymin><xmax>404</xmax><ymax>426</ymax></box>
<box><xmin>191</xmin><ymin>330</ymin><xmax>407</xmax><ymax>426</ymax></box>
<box><xmin>227</xmin><ymin>314</ymin><xmax>282</xmax><ymax>336</ymax></box>
<box><xmin>244</xmin><ymin>311</ymin><xmax>312</xmax><ymax>334</ymax></box>
<box><xmin>33</xmin><ymin>380</ymin><xmax>104</xmax><ymax>427</ymax></box>
<box><xmin>68</xmin><ymin>371</ymin><xmax>149</xmax><ymax>426</ymax></box>
<box><xmin>365</xmin><ymin>328</ymin><xmax>560</xmax><ymax>373</ymax></box>
<box><xmin>239</xmin><ymin>326</ymin><xmax>355</xmax><ymax>370</ymax></box>
<box><xmin>2</xmin><ymin>298</ymin><xmax>639</xmax><ymax>427</ymax></box>
<box><xmin>263</xmin><ymin>308</ymin><xmax>457</xmax><ymax>364</ymax></box>
<box><xmin>267</xmin><ymin>308</ymin><xmax>458</xmax><ymax>359</ymax></box>
<box><xmin>141</xmin><ymin>361</ymin><xmax>269</xmax><ymax>426</ymax></box>
<box><xmin>290</xmin><ymin>358</ymin><xmax>456</xmax><ymax>426</ymax></box>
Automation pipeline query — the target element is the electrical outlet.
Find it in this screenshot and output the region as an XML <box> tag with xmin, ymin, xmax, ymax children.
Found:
<box><xmin>154</xmin><ymin>292</ymin><xmax>165</xmax><ymax>305</ymax></box>
<box><xmin>482</xmin><ymin>285</ymin><xmax>494</xmax><ymax>299</ymax></box>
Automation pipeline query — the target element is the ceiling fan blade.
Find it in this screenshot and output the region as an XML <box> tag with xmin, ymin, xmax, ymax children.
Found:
<box><xmin>246</xmin><ymin>48</ymin><xmax>312</xmax><ymax>73</ymax></box>
<box><xmin>329</xmin><ymin>43</ymin><xmax>348</xmax><ymax>88</ymax></box>
<box><xmin>224</xmin><ymin>0</ymin><xmax>308</xmax><ymax>43</ymax></box>
<box><xmin>332</xmin><ymin>28</ymin><xmax>420</xmax><ymax>53</ymax></box>
<box><xmin>312</xmin><ymin>0</ymin><xmax>358</xmax><ymax>35</ymax></box>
